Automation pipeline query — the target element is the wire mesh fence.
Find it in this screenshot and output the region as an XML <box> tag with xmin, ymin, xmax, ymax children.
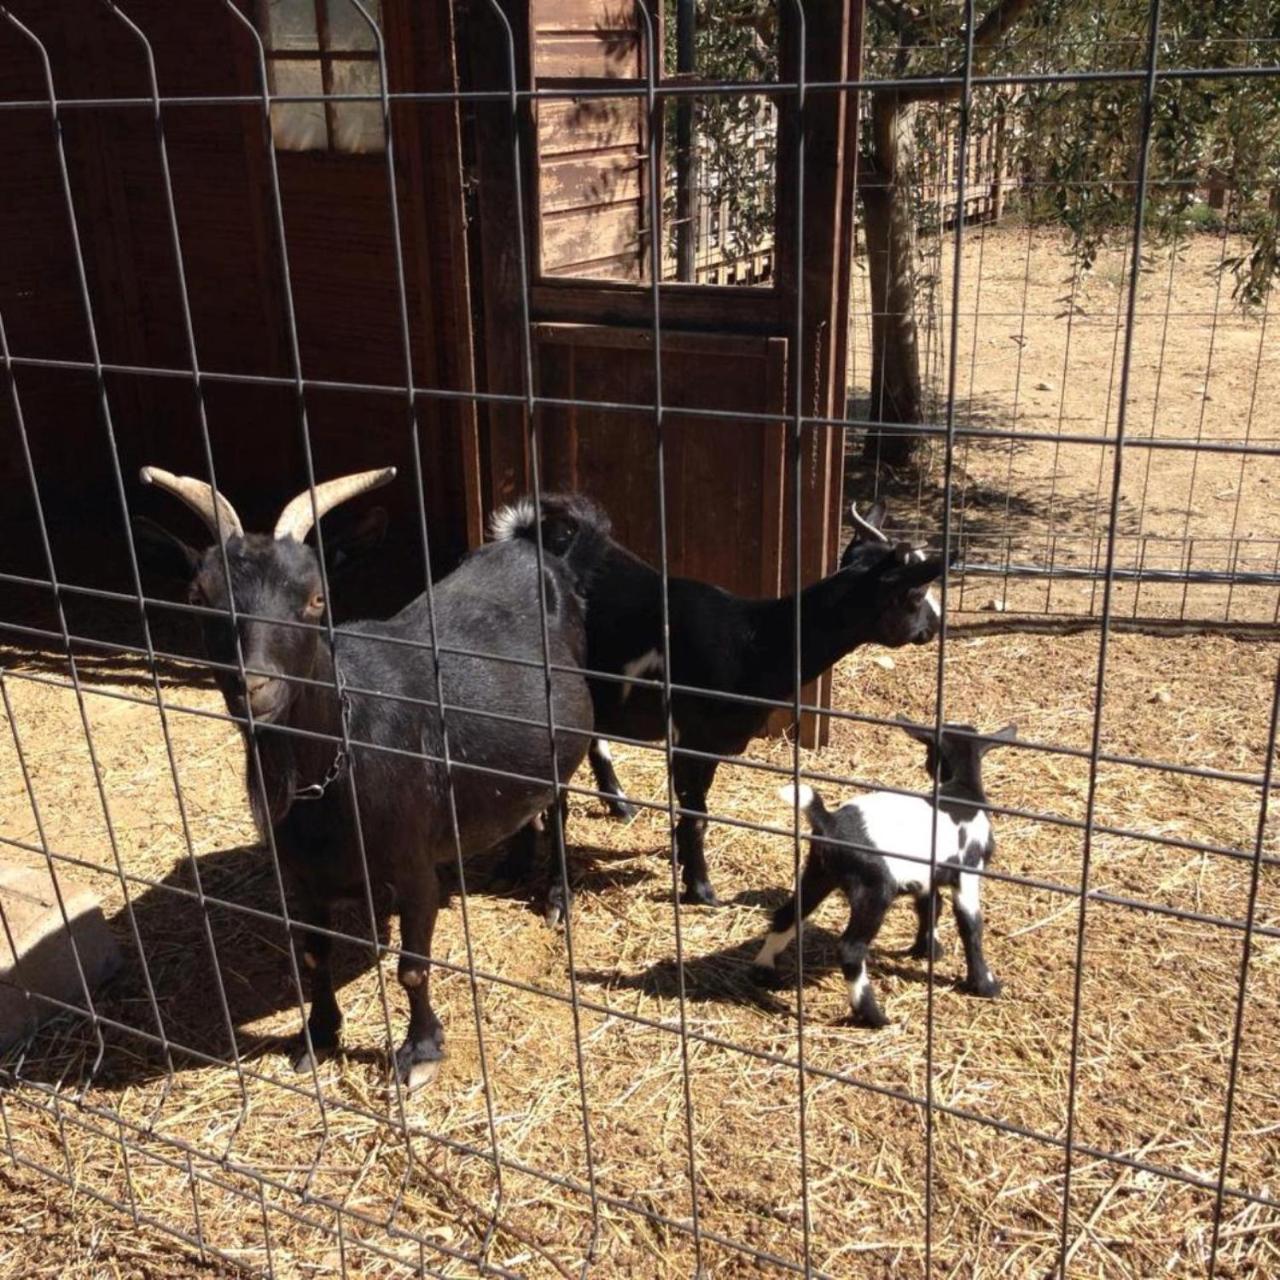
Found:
<box><xmin>0</xmin><ymin>1</ymin><xmax>1278</xmax><ymax>1277</ymax></box>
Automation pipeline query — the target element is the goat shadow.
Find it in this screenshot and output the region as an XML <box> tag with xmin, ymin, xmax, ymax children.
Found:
<box><xmin>2</xmin><ymin>836</ymin><xmax>630</xmax><ymax>1093</ymax></box>
<box><xmin>573</xmin><ymin>890</ymin><xmax>961</xmax><ymax>1019</ymax></box>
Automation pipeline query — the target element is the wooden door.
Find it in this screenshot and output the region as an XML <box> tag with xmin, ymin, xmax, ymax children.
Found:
<box><xmin>461</xmin><ymin>0</ymin><xmax>863</xmax><ymax>745</ymax></box>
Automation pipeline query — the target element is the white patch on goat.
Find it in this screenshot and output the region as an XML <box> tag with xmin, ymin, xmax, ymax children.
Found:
<box><xmin>591</xmin><ymin>739</ymin><xmax>613</xmax><ymax>763</ymax></box>
<box><xmin>754</xmin><ymin>925</ymin><xmax>795</xmax><ymax>969</ymax></box>
<box><xmin>778</xmin><ymin>783</ymin><xmax>816</xmax><ymax>812</ymax></box>
<box><xmin>619</xmin><ymin>649</ymin><xmax>663</xmax><ymax>703</ymax></box>
<box><xmin>487</xmin><ymin>497</ymin><xmax>536</xmax><ymax>542</ymax></box>
<box><xmin>954</xmin><ymin>869</ymin><xmax>982</xmax><ymax>918</ymax></box>
<box><xmin>847</xmin><ymin>965</ymin><xmax>869</xmax><ymax>1011</ymax></box>
<box><xmin>907</xmin><ymin>544</ymin><xmax>942</xmax><ymax>622</ymax></box>
<box><xmin>837</xmin><ymin>792</ymin><xmax>966</xmax><ymax>893</ymax></box>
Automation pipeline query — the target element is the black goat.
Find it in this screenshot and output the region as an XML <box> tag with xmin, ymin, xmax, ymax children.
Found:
<box><xmin>752</xmin><ymin>719</ymin><xmax>1017</xmax><ymax>1025</ymax></box>
<box><xmin>493</xmin><ymin>495</ymin><xmax>943</xmax><ymax>906</ymax></box>
<box><xmin>138</xmin><ymin>466</ymin><xmax>602</xmax><ymax>1088</ymax></box>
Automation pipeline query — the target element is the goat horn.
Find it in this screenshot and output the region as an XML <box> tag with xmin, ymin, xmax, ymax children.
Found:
<box><xmin>139</xmin><ymin>466</ymin><xmax>244</xmax><ymax>541</ymax></box>
<box><xmin>274</xmin><ymin>467</ymin><xmax>397</xmax><ymax>542</ymax></box>
<box><xmin>849</xmin><ymin>502</ymin><xmax>890</xmax><ymax>543</ymax></box>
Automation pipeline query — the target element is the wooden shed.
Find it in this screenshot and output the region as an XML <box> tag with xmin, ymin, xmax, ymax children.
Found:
<box><xmin>0</xmin><ymin>0</ymin><xmax>866</xmax><ymax>741</ymax></box>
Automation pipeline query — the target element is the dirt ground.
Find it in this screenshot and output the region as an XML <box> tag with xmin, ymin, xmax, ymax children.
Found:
<box><xmin>846</xmin><ymin>225</ymin><xmax>1279</xmax><ymax>624</ymax></box>
<box><xmin>1</xmin><ymin>226</ymin><xmax>1278</xmax><ymax>1278</ymax></box>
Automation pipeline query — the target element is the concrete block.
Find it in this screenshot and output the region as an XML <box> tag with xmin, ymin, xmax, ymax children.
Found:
<box><xmin>0</xmin><ymin>861</ymin><xmax>121</xmax><ymax>1050</ymax></box>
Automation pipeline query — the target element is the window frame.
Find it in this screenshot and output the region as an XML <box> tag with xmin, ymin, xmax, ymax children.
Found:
<box><xmin>257</xmin><ymin>0</ymin><xmax>385</xmax><ymax>155</ymax></box>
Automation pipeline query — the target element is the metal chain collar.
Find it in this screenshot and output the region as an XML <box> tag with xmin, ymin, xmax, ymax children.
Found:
<box><xmin>293</xmin><ymin>666</ymin><xmax>352</xmax><ymax>802</ymax></box>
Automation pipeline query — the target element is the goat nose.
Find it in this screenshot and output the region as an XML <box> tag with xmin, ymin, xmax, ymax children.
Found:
<box><xmin>245</xmin><ymin>674</ymin><xmax>270</xmax><ymax>696</ymax></box>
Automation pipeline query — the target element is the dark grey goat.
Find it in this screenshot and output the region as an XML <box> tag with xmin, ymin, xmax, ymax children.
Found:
<box><xmin>752</xmin><ymin>719</ymin><xmax>1017</xmax><ymax>1026</ymax></box>
<box><xmin>493</xmin><ymin>495</ymin><xmax>943</xmax><ymax>906</ymax></box>
<box><xmin>137</xmin><ymin>466</ymin><xmax>602</xmax><ymax>1088</ymax></box>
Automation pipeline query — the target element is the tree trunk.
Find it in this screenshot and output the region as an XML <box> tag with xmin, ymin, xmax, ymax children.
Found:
<box><xmin>859</xmin><ymin>93</ymin><xmax>923</xmax><ymax>466</ymax></box>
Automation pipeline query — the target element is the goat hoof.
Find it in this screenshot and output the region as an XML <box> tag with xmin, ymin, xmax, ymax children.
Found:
<box><xmin>290</xmin><ymin>1035</ymin><xmax>338</xmax><ymax>1074</ymax></box>
<box><xmin>394</xmin><ymin>1036</ymin><xmax>445</xmax><ymax>1092</ymax></box>
<box><xmin>543</xmin><ymin>893</ymin><xmax>571</xmax><ymax>928</ymax></box>
<box><xmin>961</xmin><ymin>975</ymin><xmax>1002</xmax><ymax>999</ymax></box>
<box><xmin>850</xmin><ymin>1006</ymin><xmax>890</xmax><ymax>1030</ymax></box>
<box><xmin>681</xmin><ymin>881</ymin><xmax>721</xmax><ymax>907</ymax></box>
<box><xmin>606</xmin><ymin>798</ymin><xmax>638</xmax><ymax>822</ymax></box>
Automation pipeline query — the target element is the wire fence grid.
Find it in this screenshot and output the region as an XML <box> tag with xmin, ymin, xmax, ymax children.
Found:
<box><xmin>1</xmin><ymin>1</ymin><xmax>1279</xmax><ymax>1277</ymax></box>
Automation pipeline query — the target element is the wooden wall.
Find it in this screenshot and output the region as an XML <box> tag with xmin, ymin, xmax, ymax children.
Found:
<box><xmin>0</xmin><ymin>0</ymin><xmax>478</xmax><ymax>627</ymax></box>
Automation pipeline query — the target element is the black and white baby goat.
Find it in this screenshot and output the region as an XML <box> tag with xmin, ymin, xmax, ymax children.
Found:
<box><xmin>751</xmin><ymin>719</ymin><xmax>1017</xmax><ymax>1026</ymax></box>
<box><xmin>138</xmin><ymin>466</ymin><xmax>602</xmax><ymax>1088</ymax></box>
<box><xmin>494</xmin><ymin>495</ymin><xmax>943</xmax><ymax>906</ymax></box>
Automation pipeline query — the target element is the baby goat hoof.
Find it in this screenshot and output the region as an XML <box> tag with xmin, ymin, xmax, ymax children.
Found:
<box><xmin>605</xmin><ymin>797</ymin><xmax>638</xmax><ymax>822</ymax></box>
<box><xmin>847</xmin><ymin>1005</ymin><xmax>890</xmax><ymax>1030</ymax></box>
<box><xmin>682</xmin><ymin>880</ymin><xmax>722</xmax><ymax>907</ymax></box>
<box><xmin>960</xmin><ymin>975</ymin><xmax>1002</xmax><ymax>999</ymax></box>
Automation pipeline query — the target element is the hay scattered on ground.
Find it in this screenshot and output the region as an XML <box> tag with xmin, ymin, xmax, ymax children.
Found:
<box><xmin>2</xmin><ymin>622</ymin><xmax>1277</xmax><ymax>1278</ymax></box>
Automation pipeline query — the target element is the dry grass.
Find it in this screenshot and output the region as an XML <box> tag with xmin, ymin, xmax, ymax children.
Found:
<box><xmin>1</xmin><ymin>228</ymin><xmax>1277</xmax><ymax>1276</ymax></box>
<box><xmin>1</xmin><ymin>621</ymin><xmax>1277</xmax><ymax>1278</ymax></box>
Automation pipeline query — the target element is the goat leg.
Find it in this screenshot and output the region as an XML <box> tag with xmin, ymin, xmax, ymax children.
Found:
<box><xmin>588</xmin><ymin>739</ymin><xmax>637</xmax><ymax>820</ymax></box>
<box><xmin>952</xmin><ymin>870</ymin><xmax>1001</xmax><ymax>998</ymax></box>
<box><xmin>750</xmin><ymin>856</ymin><xmax>840</xmax><ymax>988</ymax></box>
<box><xmin>840</xmin><ymin>880</ymin><xmax>892</xmax><ymax>1028</ymax></box>
<box><xmin>907</xmin><ymin>888</ymin><xmax>947</xmax><ymax>961</ymax></box>
<box><xmin>674</xmin><ymin>755</ymin><xmax>720</xmax><ymax>906</ymax></box>
<box><xmin>491</xmin><ymin>821</ymin><xmax>537</xmax><ymax>891</ymax></box>
<box><xmin>290</xmin><ymin>899</ymin><xmax>342</xmax><ymax>1073</ymax></box>
<box><xmin>542</xmin><ymin>791</ymin><xmax>574</xmax><ymax>927</ymax></box>
<box><xmin>394</xmin><ymin>878</ymin><xmax>445</xmax><ymax>1091</ymax></box>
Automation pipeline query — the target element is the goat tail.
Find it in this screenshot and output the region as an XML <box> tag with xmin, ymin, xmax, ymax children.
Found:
<box><xmin>489</xmin><ymin>491</ymin><xmax>614</xmax><ymax>587</ymax></box>
<box><xmin>778</xmin><ymin>782</ymin><xmax>826</xmax><ymax>825</ymax></box>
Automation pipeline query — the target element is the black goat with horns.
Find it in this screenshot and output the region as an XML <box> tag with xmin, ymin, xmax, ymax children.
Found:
<box><xmin>137</xmin><ymin>465</ymin><xmax>603</xmax><ymax>1088</ymax></box>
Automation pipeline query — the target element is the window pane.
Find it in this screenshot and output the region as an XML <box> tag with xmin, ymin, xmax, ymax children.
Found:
<box><xmin>325</xmin><ymin>0</ymin><xmax>381</xmax><ymax>52</ymax></box>
<box><xmin>263</xmin><ymin>0</ymin><xmax>319</xmax><ymax>52</ymax></box>
<box><xmin>660</xmin><ymin>94</ymin><xmax>776</xmax><ymax>287</ymax></box>
<box><xmin>269</xmin><ymin>58</ymin><xmax>328</xmax><ymax>151</ymax></box>
<box><xmin>330</xmin><ymin>59</ymin><xmax>385</xmax><ymax>153</ymax></box>
<box><xmin>662</xmin><ymin>0</ymin><xmax>779</xmax><ymax>287</ymax></box>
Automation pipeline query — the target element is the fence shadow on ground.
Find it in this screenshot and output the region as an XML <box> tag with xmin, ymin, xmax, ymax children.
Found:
<box><xmin>843</xmin><ymin>393</ymin><xmax>1144</xmax><ymax>553</ymax></box>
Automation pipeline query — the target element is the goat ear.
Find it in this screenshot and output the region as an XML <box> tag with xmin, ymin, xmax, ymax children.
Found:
<box><xmin>540</xmin><ymin>512</ymin><xmax>580</xmax><ymax>558</ymax></box>
<box><xmin>131</xmin><ymin>515</ymin><xmax>201</xmax><ymax>583</ymax></box>
<box><xmin>326</xmin><ymin>505</ymin><xmax>389</xmax><ymax>573</ymax></box>
<box><xmin>859</xmin><ymin>499</ymin><xmax>888</xmax><ymax>534</ymax></box>
<box><xmin>881</xmin><ymin>552</ymin><xmax>943</xmax><ymax>591</ymax></box>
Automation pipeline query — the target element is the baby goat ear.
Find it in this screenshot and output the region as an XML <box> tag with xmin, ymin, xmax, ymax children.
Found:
<box><xmin>131</xmin><ymin>515</ymin><xmax>201</xmax><ymax>584</ymax></box>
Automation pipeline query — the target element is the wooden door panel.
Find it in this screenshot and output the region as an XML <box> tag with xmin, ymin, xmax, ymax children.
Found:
<box><xmin>532</xmin><ymin>324</ymin><xmax>787</xmax><ymax>598</ymax></box>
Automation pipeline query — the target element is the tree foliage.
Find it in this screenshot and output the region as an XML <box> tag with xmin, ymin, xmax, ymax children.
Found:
<box><xmin>680</xmin><ymin>0</ymin><xmax>1278</xmax><ymax>305</ymax></box>
<box><xmin>867</xmin><ymin>0</ymin><xmax>1280</xmax><ymax>305</ymax></box>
